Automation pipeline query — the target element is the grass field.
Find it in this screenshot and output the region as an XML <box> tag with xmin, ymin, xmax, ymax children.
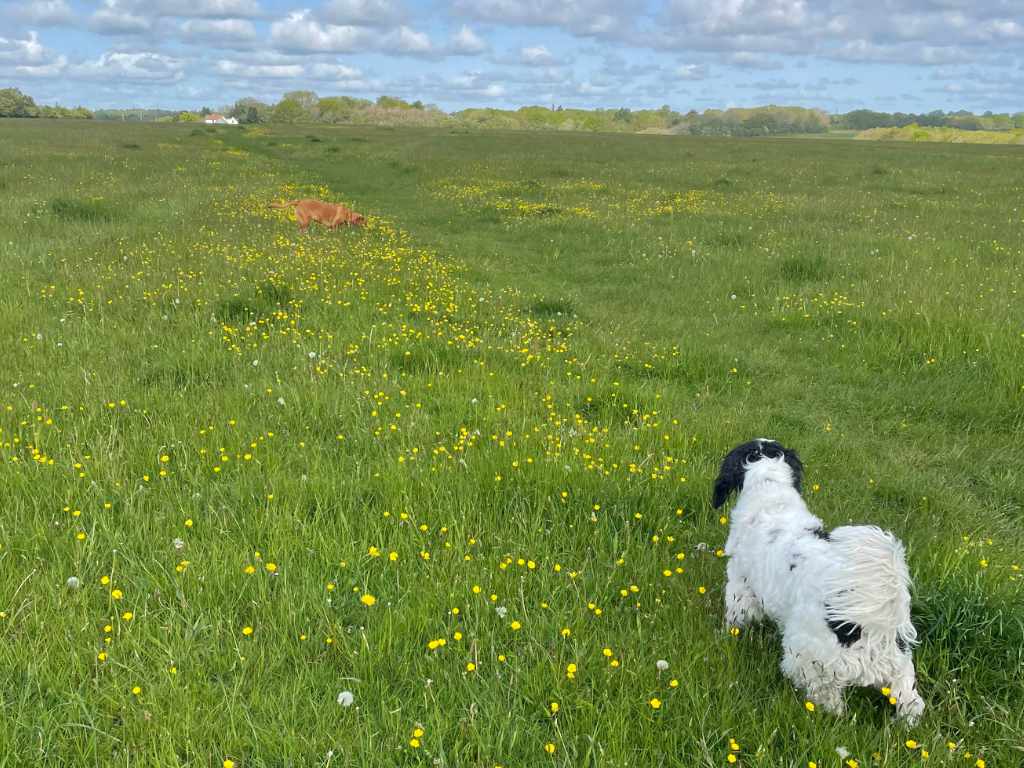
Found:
<box><xmin>0</xmin><ymin>118</ymin><xmax>1022</xmax><ymax>767</ymax></box>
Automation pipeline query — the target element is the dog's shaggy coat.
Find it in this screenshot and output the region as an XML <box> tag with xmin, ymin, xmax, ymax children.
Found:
<box><xmin>714</xmin><ymin>439</ymin><xmax>925</xmax><ymax>722</ymax></box>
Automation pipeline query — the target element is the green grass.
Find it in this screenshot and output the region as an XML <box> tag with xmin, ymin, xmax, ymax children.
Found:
<box><xmin>0</xmin><ymin>118</ymin><xmax>1022</xmax><ymax>767</ymax></box>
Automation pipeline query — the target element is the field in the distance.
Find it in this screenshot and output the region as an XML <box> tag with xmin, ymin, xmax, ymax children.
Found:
<box><xmin>0</xmin><ymin>119</ymin><xmax>1022</xmax><ymax>767</ymax></box>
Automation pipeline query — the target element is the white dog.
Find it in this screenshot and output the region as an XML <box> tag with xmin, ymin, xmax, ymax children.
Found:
<box><xmin>713</xmin><ymin>438</ymin><xmax>924</xmax><ymax>722</ymax></box>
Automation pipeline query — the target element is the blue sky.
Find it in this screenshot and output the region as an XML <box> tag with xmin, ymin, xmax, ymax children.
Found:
<box><xmin>2</xmin><ymin>0</ymin><xmax>1023</xmax><ymax>113</ymax></box>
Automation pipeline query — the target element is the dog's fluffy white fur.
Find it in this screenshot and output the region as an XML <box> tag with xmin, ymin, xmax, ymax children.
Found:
<box><xmin>714</xmin><ymin>438</ymin><xmax>924</xmax><ymax>722</ymax></box>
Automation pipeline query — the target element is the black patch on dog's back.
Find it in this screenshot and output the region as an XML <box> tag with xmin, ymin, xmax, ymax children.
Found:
<box><xmin>896</xmin><ymin>635</ymin><xmax>909</xmax><ymax>653</ymax></box>
<box><xmin>827</xmin><ymin>618</ymin><xmax>862</xmax><ymax>647</ymax></box>
<box><xmin>810</xmin><ymin>527</ymin><xmax>831</xmax><ymax>541</ymax></box>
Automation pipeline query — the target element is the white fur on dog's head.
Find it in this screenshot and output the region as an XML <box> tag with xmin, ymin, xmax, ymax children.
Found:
<box><xmin>712</xmin><ymin>438</ymin><xmax>804</xmax><ymax>508</ymax></box>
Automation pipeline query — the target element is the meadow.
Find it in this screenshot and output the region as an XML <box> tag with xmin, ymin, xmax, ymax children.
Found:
<box><xmin>0</xmin><ymin>118</ymin><xmax>1021</xmax><ymax>767</ymax></box>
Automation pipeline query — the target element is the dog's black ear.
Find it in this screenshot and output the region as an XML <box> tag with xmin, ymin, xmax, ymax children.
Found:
<box><xmin>712</xmin><ymin>451</ymin><xmax>745</xmax><ymax>509</ymax></box>
<box><xmin>712</xmin><ymin>476</ymin><xmax>738</xmax><ymax>509</ymax></box>
<box><xmin>783</xmin><ymin>447</ymin><xmax>804</xmax><ymax>493</ymax></box>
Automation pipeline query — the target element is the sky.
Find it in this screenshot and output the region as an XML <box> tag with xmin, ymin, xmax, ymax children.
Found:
<box><xmin>1</xmin><ymin>0</ymin><xmax>1023</xmax><ymax>113</ymax></box>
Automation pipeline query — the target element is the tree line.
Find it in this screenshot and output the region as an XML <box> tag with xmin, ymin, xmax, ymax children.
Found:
<box><xmin>0</xmin><ymin>88</ymin><xmax>92</xmax><ymax>119</ymax></box>
<box><xmin>832</xmin><ymin>109</ymin><xmax>1024</xmax><ymax>132</ymax></box>
<box><xmin>212</xmin><ymin>93</ymin><xmax>831</xmax><ymax>136</ymax></box>
<box><xmin>4</xmin><ymin>85</ymin><xmax>1021</xmax><ymax>137</ymax></box>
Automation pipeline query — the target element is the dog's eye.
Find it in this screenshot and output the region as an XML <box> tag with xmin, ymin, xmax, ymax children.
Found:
<box><xmin>745</xmin><ymin>451</ymin><xmax>760</xmax><ymax>463</ymax></box>
<box><xmin>763</xmin><ymin>446</ymin><xmax>782</xmax><ymax>459</ymax></box>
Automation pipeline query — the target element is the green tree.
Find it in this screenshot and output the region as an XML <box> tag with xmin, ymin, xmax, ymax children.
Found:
<box><xmin>282</xmin><ymin>90</ymin><xmax>319</xmax><ymax>119</ymax></box>
<box><xmin>272</xmin><ymin>98</ymin><xmax>307</xmax><ymax>123</ymax></box>
<box><xmin>376</xmin><ymin>95</ymin><xmax>413</xmax><ymax>110</ymax></box>
<box><xmin>0</xmin><ymin>87</ymin><xmax>40</xmax><ymax>117</ymax></box>
<box><xmin>229</xmin><ymin>98</ymin><xmax>271</xmax><ymax>124</ymax></box>
<box><xmin>318</xmin><ymin>96</ymin><xmax>368</xmax><ymax>123</ymax></box>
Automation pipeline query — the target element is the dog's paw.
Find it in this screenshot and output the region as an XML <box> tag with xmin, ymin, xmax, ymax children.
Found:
<box><xmin>897</xmin><ymin>695</ymin><xmax>925</xmax><ymax>725</ymax></box>
<box><xmin>807</xmin><ymin>686</ymin><xmax>846</xmax><ymax>716</ymax></box>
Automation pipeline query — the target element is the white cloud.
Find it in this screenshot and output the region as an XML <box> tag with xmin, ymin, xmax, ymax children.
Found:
<box><xmin>88</xmin><ymin>0</ymin><xmax>261</xmax><ymax>34</ymax></box>
<box><xmin>0</xmin><ymin>30</ymin><xmax>68</xmax><ymax>77</ymax></box>
<box><xmin>443</xmin><ymin>71</ymin><xmax>506</xmax><ymax>98</ymax></box>
<box><xmin>668</xmin><ymin>0</ymin><xmax>808</xmax><ymax>35</ymax></box>
<box><xmin>728</xmin><ymin>51</ymin><xmax>785</xmax><ymax>69</ymax></box>
<box><xmin>520</xmin><ymin>45</ymin><xmax>556</xmax><ymax>65</ymax></box>
<box><xmin>89</xmin><ymin>0</ymin><xmax>152</xmax><ymax>34</ymax></box>
<box><xmin>6</xmin><ymin>0</ymin><xmax>75</xmax><ymax>26</ymax></box>
<box><xmin>676</xmin><ymin>63</ymin><xmax>708</xmax><ymax>80</ymax></box>
<box><xmin>451</xmin><ymin>0</ymin><xmax>625</xmax><ymax>37</ymax></box>
<box><xmin>71</xmin><ymin>51</ymin><xmax>186</xmax><ymax>80</ymax></box>
<box><xmin>449</xmin><ymin>25</ymin><xmax>487</xmax><ymax>54</ymax></box>
<box><xmin>320</xmin><ymin>0</ymin><xmax>403</xmax><ymax>26</ymax></box>
<box><xmin>216</xmin><ymin>59</ymin><xmax>303</xmax><ymax>77</ymax></box>
<box><xmin>576</xmin><ymin>80</ymin><xmax>610</xmax><ymax>94</ymax></box>
<box><xmin>831</xmin><ymin>39</ymin><xmax>970</xmax><ymax>65</ymax></box>
<box><xmin>739</xmin><ymin>77</ymin><xmax>801</xmax><ymax>90</ymax></box>
<box><xmin>180</xmin><ymin>18</ymin><xmax>257</xmax><ymax>43</ymax></box>
<box><xmin>151</xmin><ymin>0</ymin><xmax>262</xmax><ymax>18</ymax></box>
<box><xmin>17</xmin><ymin>55</ymin><xmax>68</xmax><ymax>76</ymax></box>
<box><xmin>0</xmin><ymin>31</ymin><xmax>49</xmax><ymax>64</ymax></box>
<box><xmin>270</xmin><ymin>9</ymin><xmax>370</xmax><ymax>52</ymax></box>
<box><xmin>309</xmin><ymin>61</ymin><xmax>362</xmax><ymax>79</ymax></box>
<box><xmin>389</xmin><ymin>25</ymin><xmax>432</xmax><ymax>55</ymax></box>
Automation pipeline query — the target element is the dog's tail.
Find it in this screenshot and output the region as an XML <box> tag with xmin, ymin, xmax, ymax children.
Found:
<box><xmin>268</xmin><ymin>200</ymin><xmax>301</xmax><ymax>209</ymax></box>
<box><xmin>822</xmin><ymin>525</ymin><xmax>917</xmax><ymax>652</ymax></box>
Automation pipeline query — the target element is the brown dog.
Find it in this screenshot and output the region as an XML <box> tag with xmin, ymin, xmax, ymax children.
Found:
<box><xmin>268</xmin><ymin>199</ymin><xmax>366</xmax><ymax>232</ymax></box>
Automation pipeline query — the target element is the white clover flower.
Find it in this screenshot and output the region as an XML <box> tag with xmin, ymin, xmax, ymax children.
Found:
<box><xmin>495</xmin><ymin>605</ymin><xmax>508</xmax><ymax>619</ymax></box>
<box><xmin>277</xmin><ymin>397</ymin><xmax>285</xmax><ymax>406</ymax></box>
<box><xmin>172</xmin><ymin>537</ymin><xmax>185</xmax><ymax>551</ymax></box>
<box><xmin>656</xmin><ymin>659</ymin><xmax>669</xmax><ymax>672</ymax></box>
<box><xmin>66</xmin><ymin>576</ymin><xmax>81</xmax><ymax>590</ymax></box>
<box><xmin>336</xmin><ymin>690</ymin><xmax>354</xmax><ymax>707</ymax></box>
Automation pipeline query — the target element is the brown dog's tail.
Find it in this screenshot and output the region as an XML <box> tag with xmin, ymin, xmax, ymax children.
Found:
<box><xmin>268</xmin><ymin>200</ymin><xmax>301</xmax><ymax>209</ymax></box>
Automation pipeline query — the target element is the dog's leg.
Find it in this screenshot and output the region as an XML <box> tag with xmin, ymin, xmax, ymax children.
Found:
<box><xmin>806</xmin><ymin>682</ymin><xmax>847</xmax><ymax>715</ymax></box>
<box><xmin>782</xmin><ymin>638</ymin><xmax>847</xmax><ymax>715</ymax></box>
<box><xmin>890</xmin><ymin>654</ymin><xmax>925</xmax><ymax>724</ymax></box>
<box><xmin>724</xmin><ymin>562</ymin><xmax>765</xmax><ymax>628</ymax></box>
<box><xmin>783</xmin><ymin>651</ymin><xmax>847</xmax><ymax>715</ymax></box>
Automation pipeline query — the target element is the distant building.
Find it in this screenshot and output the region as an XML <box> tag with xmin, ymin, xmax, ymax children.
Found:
<box><xmin>203</xmin><ymin>113</ymin><xmax>239</xmax><ymax>125</ymax></box>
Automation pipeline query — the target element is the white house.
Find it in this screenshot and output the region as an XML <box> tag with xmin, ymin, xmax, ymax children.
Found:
<box><xmin>204</xmin><ymin>113</ymin><xmax>239</xmax><ymax>125</ymax></box>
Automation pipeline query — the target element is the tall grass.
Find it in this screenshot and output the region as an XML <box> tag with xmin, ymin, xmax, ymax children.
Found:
<box><xmin>0</xmin><ymin>118</ymin><xmax>1021</xmax><ymax>767</ymax></box>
